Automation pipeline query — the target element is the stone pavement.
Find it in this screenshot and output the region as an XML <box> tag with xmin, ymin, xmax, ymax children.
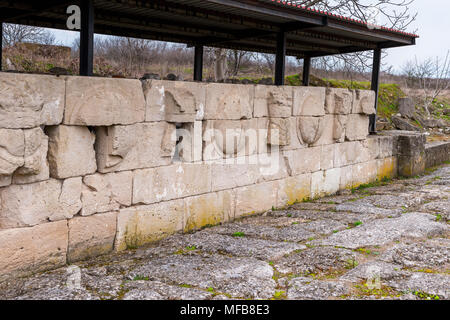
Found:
<box><xmin>1</xmin><ymin>165</ymin><xmax>449</xmax><ymax>300</ymax></box>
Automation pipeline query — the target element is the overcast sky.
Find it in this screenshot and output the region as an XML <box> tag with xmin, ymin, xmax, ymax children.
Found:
<box><xmin>49</xmin><ymin>0</ymin><xmax>450</xmax><ymax>73</ymax></box>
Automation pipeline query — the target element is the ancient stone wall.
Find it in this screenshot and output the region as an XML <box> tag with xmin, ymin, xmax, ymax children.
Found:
<box><xmin>0</xmin><ymin>72</ymin><xmax>399</xmax><ymax>281</ymax></box>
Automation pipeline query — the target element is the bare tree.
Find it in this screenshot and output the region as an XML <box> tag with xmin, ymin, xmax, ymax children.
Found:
<box><xmin>2</xmin><ymin>23</ymin><xmax>55</xmax><ymax>47</ymax></box>
<box><xmin>401</xmin><ymin>51</ymin><xmax>450</xmax><ymax>117</ymax></box>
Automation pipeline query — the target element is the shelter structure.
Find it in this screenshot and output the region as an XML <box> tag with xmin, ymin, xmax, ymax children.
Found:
<box><xmin>0</xmin><ymin>0</ymin><xmax>418</xmax><ymax>132</ymax></box>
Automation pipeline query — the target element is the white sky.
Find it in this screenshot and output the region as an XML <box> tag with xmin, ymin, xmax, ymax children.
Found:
<box><xmin>48</xmin><ymin>0</ymin><xmax>450</xmax><ymax>73</ymax></box>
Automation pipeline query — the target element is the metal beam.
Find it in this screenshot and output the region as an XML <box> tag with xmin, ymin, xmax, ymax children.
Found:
<box><xmin>0</xmin><ymin>22</ymin><xmax>2</xmax><ymax>71</ymax></box>
<box><xmin>80</xmin><ymin>0</ymin><xmax>94</xmax><ymax>76</ymax></box>
<box><xmin>0</xmin><ymin>0</ymin><xmax>73</xmax><ymax>22</ymax></box>
<box><xmin>302</xmin><ymin>56</ymin><xmax>311</xmax><ymax>86</ymax></box>
<box><xmin>369</xmin><ymin>48</ymin><xmax>382</xmax><ymax>134</ymax></box>
<box><xmin>275</xmin><ymin>30</ymin><xmax>286</xmax><ymax>86</ymax></box>
<box><xmin>194</xmin><ymin>45</ymin><xmax>203</xmax><ymax>81</ymax></box>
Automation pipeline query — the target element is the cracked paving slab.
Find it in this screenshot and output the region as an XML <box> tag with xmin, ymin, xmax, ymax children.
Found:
<box><xmin>310</xmin><ymin>212</ymin><xmax>449</xmax><ymax>249</ymax></box>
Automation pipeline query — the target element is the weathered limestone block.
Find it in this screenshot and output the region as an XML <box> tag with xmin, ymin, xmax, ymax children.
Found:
<box><xmin>133</xmin><ymin>163</ymin><xmax>211</xmax><ymax>205</ymax></box>
<box><xmin>95</xmin><ymin>122</ymin><xmax>175</xmax><ymax>173</ymax></box>
<box><xmin>254</xmin><ymin>85</ymin><xmax>293</xmax><ymax>118</ymax></box>
<box><xmin>377</xmin><ymin>157</ymin><xmax>398</xmax><ymax>180</ymax></box>
<box><xmin>398</xmin><ymin>97</ymin><xmax>415</xmax><ymax>118</ymax></box>
<box><xmin>0</xmin><ymin>220</ymin><xmax>68</xmax><ymax>282</ymax></box>
<box><xmin>311</xmin><ymin>168</ymin><xmax>341</xmax><ymax>198</ymax></box>
<box><xmin>297</xmin><ymin>116</ymin><xmax>325</xmax><ymax>146</ymax></box>
<box><xmin>280</xmin><ymin>117</ymin><xmax>305</xmax><ymax>151</ymax></box>
<box><xmin>210</xmin><ymin>157</ymin><xmax>260</xmax><ymax>191</ymax></box>
<box><xmin>115</xmin><ymin>199</ymin><xmax>185</xmax><ymax>251</ymax></box>
<box><xmin>184</xmin><ymin>190</ymin><xmax>235</xmax><ymax>231</ymax></box>
<box><xmin>81</xmin><ymin>171</ymin><xmax>132</xmax><ymax>216</ymax></box>
<box><xmin>293</xmin><ymin>87</ymin><xmax>326</xmax><ymax>116</ymax></box>
<box><xmin>143</xmin><ymin>80</ymin><xmax>206</xmax><ymax>122</ymax></box>
<box><xmin>378</xmin><ymin>135</ymin><xmax>395</xmax><ymax>158</ymax></box>
<box><xmin>321</xmin><ymin>144</ymin><xmax>335</xmax><ymax>170</ymax></box>
<box><xmin>64</xmin><ymin>76</ymin><xmax>146</xmax><ymax>126</ymax></box>
<box><xmin>352</xmin><ymin>160</ymin><xmax>378</xmax><ymax>187</ymax></box>
<box><xmin>175</xmin><ymin>121</ymin><xmax>203</xmax><ymax>162</ymax></box>
<box><xmin>277</xmin><ymin>173</ymin><xmax>312</xmax><ymax>206</ymax></box>
<box><xmin>0</xmin><ymin>129</ymin><xmax>24</xmax><ymax>182</ymax></box>
<box><xmin>0</xmin><ymin>178</ymin><xmax>81</xmax><ymax>229</ymax></box>
<box><xmin>13</xmin><ymin>127</ymin><xmax>49</xmax><ymax>184</ymax></box>
<box><xmin>0</xmin><ymin>175</ymin><xmax>11</xmax><ymax>188</ymax></box>
<box><xmin>68</xmin><ymin>211</ymin><xmax>117</xmax><ymax>263</ymax></box>
<box><xmin>234</xmin><ymin>181</ymin><xmax>278</xmax><ymax>218</ymax></box>
<box><xmin>202</xmin><ymin>119</ymin><xmax>260</xmax><ymax>160</ymax></box>
<box><xmin>312</xmin><ymin>115</ymin><xmax>335</xmax><ymax>146</ymax></box>
<box><xmin>204</xmin><ymin>83</ymin><xmax>253</xmax><ymax>120</ymax></box>
<box><xmin>268</xmin><ymin>118</ymin><xmax>290</xmax><ymax>146</ymax></box>
<box><xmin>395</xmin><ymin>133</ymin><xmax>426</xmax><ymax>177</ymax></box>
<box><xmin>365</xmin><ymin>137</ymin><xmax>380</xmax><ymax>160</ymax></box>
<box><xmin>325</xmin><ymin>88</ymin><xmax>353</xmax><ymax>115</ymax></box>
<box><xmin>334</xmin><ymin>141</ymin><xmax>359</xmax><ymax>167</ymax></box>
<box><xmin>283</xmin><ymin>147</ymin><xmax>321</xmax><ymax>175</ymax></box>
<box><xmin>352</xmin><ymin>90</ymin><xmax>376</xmax><ymax>115</ymax></box>
<box><xmin>339</xmin><ymin>165</ymin><xmax>353</xmax><ymax>190</ymax></box>
<box><xmin>257</xmin><ymin>152</ymin><xmax>290</xmax><ymax>182</ymax></box>
<box><xmin>345</xmin><ymin>114</ymin><xmax>369</xmax><ymax>141</ymax></box>
<box><xmin>333</xmin><ymin>115</ymin><xmax>348</xmax><ymax>143</ymax></box>
<box><xmin>47</xmin><ymin>125</ymin><xmax>96</xmax><ymax>178</ymax></box>
<box><xmin>0</xmin><ymin>73</ymin><xmax>65</xmax><ymax>129</ymax></box>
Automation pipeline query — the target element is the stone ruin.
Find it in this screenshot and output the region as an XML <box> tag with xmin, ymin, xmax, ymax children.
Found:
<box><xmin>0</xmin><ymin>71</ymin><xmax>424</xmax><ymax>281</ymax></box>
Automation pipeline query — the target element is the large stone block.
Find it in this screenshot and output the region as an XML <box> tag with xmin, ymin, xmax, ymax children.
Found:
<box><xmin>321</xmin><ymin>144</ymin><xmax>336</xmax><ymax>170</ymax></box>
<box><xmin>0</xmin><ymin>220</ymin><xmax>68</xmax><ymax>282</ymax></box>
<box><xmin>345</xmin><ymin>114</ymin><xmax>369</xmax><ymax>141</ymax></box>
<box><xmin>115</xmin><ymin>200</ymin><xmax>185</xmax><ymax>251</ymax></box>
<box><xmin>352</xmin><ymin>90</ymin><xmax>376</xmax><ymax>115</ymax></box>
<box><xmin>234</xmin><ymin>181</ymin><xmax>278</xmax><ymax>218</ymax></box>
<box><xmin>311</xmin><ymin>168</ymin><xmax>341</xmax><ymax>198</ymax></box>
<box><xmin>81</xmin><ymin>171</ymin><xmax>132</xmax><ymax>216</ymax></box>
<box><xmin>283</xmin><ymin>147</ymin><xmax>321</xmax><ymax>175</ymax></box>
<box><xmin>378</xmin><ymin>135</ymin><xmax>395</xmax><ymax>158</ymax></box>
<box><xmin>133</xmin><ymin>163</ymin><xmax>211</xmax><ymax>205</ymax></box>
<box><xmin>377</xmin><ymin>157</ymin><xmax>398</xmax><ymax>181</ymax></box>
<box><xmin>352</xmin><ymin>160</ymin><xmax>378</xmax><ymax>187</ymax></box>
<box><xmin>0</xmin><ymin>178</ymin><xmax>81</xmax><ymax>229</ymax></box>
<box><xmin>210</xmin><ymin>157</ymin><xmax>260</xmax><ymax>191</ymax></box>
<box><xmin>0</xmin><ymin>73</ymin><xmax>65</xmax><ymax>129</ymax></box>
<box><xmin>68</xmin><ymin>211</ymin><xmax>117</xmax><ymax>263</ymax></box>
<box><xmin>254</xmin><ymin>85</ymin><xmax>293</xmax><ymax>118</ymax></box>
<box><xmin>312</xmin><ymin>115</ymin><xmax>335</xmax><ymax>146</ymax></box>
<box><xmin>174</xmin><ymin>121</ymin><xmax>203</xmax><ymax>162</ymax></box>
<box><xmin>268</xmin><ymin>118</ymin><xmax>290</xmax><ymax>146</ymax></box>
<box><xmin>0</xmin><ymin>129</ymin><xmax>25</xmax><ymax>182</ymax></box>
<box><xmin>334</xmin><ymin>141</ymin><xmax>359</xmax><ymax>167</ymax></box>
<box><xmin>339</xmin><ymin>165</ymin><xmax>353</xmax><ymax>190</ymax></box>
<box><xmin>333</xmin><ymin>115</ymin><xmax>348</xmax><ymax>143</ymax></box>
<box><xmin>95</xmin><ymin>122</ymin><xmax>175</xmax><ymax>173</ymax></box>
<box><xmin>325</xmin><ymin>88</ymin><xmax>353</xmax><ymax>115</ymax></box>
<box><xmin>143</xmin><ymin>80</ymin><xmax>206</xmax><ymax>122</ymax></box>
<box><xmin>184</xmin><ymin>190</ymin><xmax>235</xmax><ymax>231</ymax></box>
<box><xmin>293</xmin><ymin>87</ymin><xmax>326</xmax><ymax>116</ymax></box>
<box><xmin>64</xmin><ymin>76</ymin><xmax>146</xmax><ymax>126</ymax></box>
<box><xmin>297</xmin><ymin>116</ymin><xmax>325</xmax><ymax>146</ymax></box>
<box><xmin>204</xmin><ymin>83</ymin><xmax>253</xmax><ymax>120</ymax></box>
<box><xmin>12</xmin><ymin>127</ymin><xmax>49</xmax><ymax>184</ymax></box>
<box><xmin>202</xmin><ymin>119</ymin><xmax>261</xmax><ymax>160</ymax></box>
<box><xmin>280</xmin><ymin>117</ymin><xmax>305</xmax><ymax>151</ymax></box>
<box><xmin>47</xmin><ymin>125</ymin><xmax>96</xmax><ymax>178</ymax></box>
<box><xmin>277</xmin><ymin>173</ymin><xmax>312</xmax><ymax>206</ymax></box>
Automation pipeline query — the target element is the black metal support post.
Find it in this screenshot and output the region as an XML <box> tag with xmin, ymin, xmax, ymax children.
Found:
<box><xmin>302</xmin><ymin>56</ymin><xmax>311</xmax><ymax>86</ymax></box>
<box><xmin>0</xmin><ymin>22</ymin><xmax>3</xmax><ymax>71</ymax></box>
<box><xmin>369</xmin><ymin>48</ymin><xmax>381</xmax><ymax>134</ymax></box>
<box><xmin>194</xmin><ymin>45</ymin><xmax>203</xmax><ymax>81</ymax></box>
<box><xmin>274</xmin><ymin>31</ymin><xmax>286</xmax><ymax>86</ymax></box>
<box><xmin>80</xmin><ymin>0</ymin><xmax>94</xmax><ymax>76</ymax></box>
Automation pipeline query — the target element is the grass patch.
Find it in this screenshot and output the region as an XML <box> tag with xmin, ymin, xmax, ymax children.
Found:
<box><xmin>232</xmin><ymin>232</ymin><xmax>246</xmax><ymax>238</ymax></box>
<box><xmin>132</xmin><ymin>275</ymin><xmax>149</xmax><ymax>281</ymax></box>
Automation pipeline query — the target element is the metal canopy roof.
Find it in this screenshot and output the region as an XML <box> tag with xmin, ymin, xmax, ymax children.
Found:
<box><xmin>0</xmin><ymin>0</ymin><xmax>418</xmax><ymax>58</ymax></box>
